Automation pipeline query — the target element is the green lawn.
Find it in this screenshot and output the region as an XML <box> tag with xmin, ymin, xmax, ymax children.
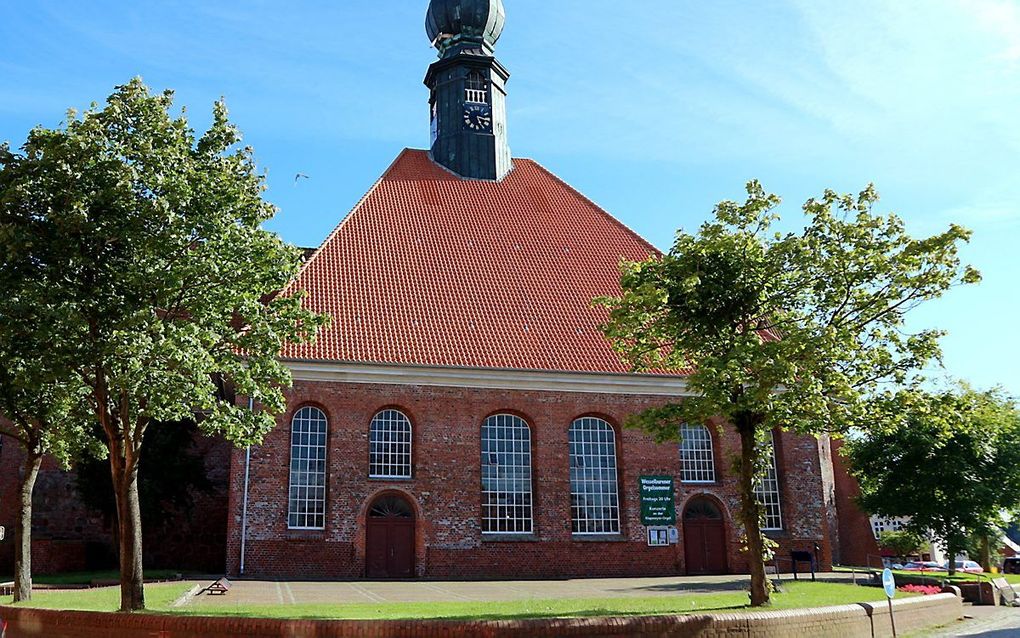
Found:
<box><xmin>834</xmin><ymin>566</ymin><xmax>1020</xmax><ymax>585</ymax></box>
<box><xmin>175</xmin><ymin>582</ymin><xmax>918</xmax><ymax>620</ymax></box>
<box><xmin>1</xmin><ymin>582</ymin><xmax>194</xmax><ymax>611</ymax></box>
<box><xmin>1</xmin><ymin>581</ymin><xmax>912</xmax><ymax>620</ymax></box>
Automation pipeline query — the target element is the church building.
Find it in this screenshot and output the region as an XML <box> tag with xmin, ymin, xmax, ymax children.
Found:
<box><xmin>222</xmin><ymin>0</ymin><xmax>840</xmax><ymax>580</ymax></box>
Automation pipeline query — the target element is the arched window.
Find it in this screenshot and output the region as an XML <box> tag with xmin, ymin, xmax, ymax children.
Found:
<box><xmin>569</xmin><ymin>417</ymin><xmax>620</xmax><ymax>534</ymax></box>
<box><xmin>480</xmin><ymin>414</ymin><xmax>533</xmax><ymax>534</ymax></box>
<box><xmin>465</xmin><ymin>70</ymin><xmax>489</xmax><ymax>104</ymax></box>
<box><xmin>680</xmin><ymin>423</ymin><xmax>716</xmax><ymax>483</ymax></box>
<box><xmin>287</xmin><ymin>406</ymin><xmax>328</xmax><ymax>530</ymax></box>
<box><xmin>754</xmin><ymin>430</ymin><xmax>783</xmax><ymax>530</ymax></box>
<box><xmin>369</xmin><ymin>409</ymin><xmax>413</xmax><ymax>479</ymax></box>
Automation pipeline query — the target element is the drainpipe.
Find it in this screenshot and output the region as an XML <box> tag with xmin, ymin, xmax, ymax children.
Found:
<box><xmin>239</xmin><ymin>397</ymin><xmax>253</xmax><ymax>576</ymax></box>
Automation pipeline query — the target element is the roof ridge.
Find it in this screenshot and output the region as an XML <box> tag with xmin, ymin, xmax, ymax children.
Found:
<box><xmin>522</xmin><ymin>157</ymin><xmax>663</xmax><ymax>258</ymax></box>
<box><xmin>283</xmin><ymin>148</ymin><xmax>413</xmax><ymax>295</ymax></box>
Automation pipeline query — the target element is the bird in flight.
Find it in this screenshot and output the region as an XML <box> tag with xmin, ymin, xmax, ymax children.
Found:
<box><xmin>294</xmin><ymin>173</ymin><xmax>310</xmax><ymax>184</ymax></box>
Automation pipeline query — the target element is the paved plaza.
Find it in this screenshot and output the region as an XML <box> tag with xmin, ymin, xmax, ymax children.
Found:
<box><xmin>186</xmin><ymin>572</ymin><xmax>860</xmax><ymax>608</ymax></box>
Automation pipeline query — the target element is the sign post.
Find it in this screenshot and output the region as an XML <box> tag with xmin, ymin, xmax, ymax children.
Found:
<box><xmin>882</xmin><ymin>568</ymin><xmax>897</xmax><ymax>638</ymax></box>
<box><xmin>638</xmin><ymin>476</ymin><xmax>676</xmax><ymax>526</ymax></box>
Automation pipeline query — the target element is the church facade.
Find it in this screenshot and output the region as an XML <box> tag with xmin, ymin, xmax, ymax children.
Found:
<box><xmin>222</xmin><ymin>0</ymin><xmax>841</xmax><ymax>580</ymax></box>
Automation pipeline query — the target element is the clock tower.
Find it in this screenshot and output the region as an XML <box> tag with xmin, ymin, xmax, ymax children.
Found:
<box><xmin>424</xmin><ymin>0</ymin><xmax>512</xmax><ymax>181</ymax></box>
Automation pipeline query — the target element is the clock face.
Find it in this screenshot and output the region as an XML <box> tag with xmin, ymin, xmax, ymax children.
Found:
<box><xmin>463</xmin><ymin>104</ymin><xmax>493</xmax><ymax>132</ymax></box>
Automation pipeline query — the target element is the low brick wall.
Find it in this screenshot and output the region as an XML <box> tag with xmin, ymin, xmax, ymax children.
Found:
<box><xmin>0</xmin><ymin>593</ymin><xmax>962</xmax><ymax>638</ymax></box>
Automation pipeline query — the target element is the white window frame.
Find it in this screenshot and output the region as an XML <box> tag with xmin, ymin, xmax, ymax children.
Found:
<box><xmin>871</xmin><ymin>516</ymin><xmax>909</xmax><ymax>539</ymax></box>
<box><xmin>480</xmin><ymin>413</ymin><xmax>534</xmax><ymax>534</ymax></box>
<box><xmin>569</xmin><ymin>417</ymin><xmax>621</xmax><ymax>535</ymax></box>
<box><xmin>465</xmin><ymin>70</ymin><xmax>489</xmax><ymax>104</ymax></box>
<box><xmin>754</xmin><ymin>430</ymin><xmax>783</xmax><ymax>531</ymax></box>
<box><xmin>679</xmin><ymin>423</ymin><xmax>716</xmax><ymax>483</ymax></box>
<box><xmin>287</xmin><ymin>405</ymin><xmax>328</xmax><ymax>530</ymax></box>
<box><xmin>368</xmin><ymin>409</ymin><xmax>413</xmax><ymax>479</ymax></box>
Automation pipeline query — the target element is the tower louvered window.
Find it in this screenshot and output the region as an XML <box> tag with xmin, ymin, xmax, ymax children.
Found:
<box><xmin>569</xmin><ymin>417</ymin><xmax>621</xmax><ymax>534</ymax></box>
<box><xmin>465</xmin><ymin>70</ymin><xmax>489</xmax><ymax>104</ymax></box>
<box><xmin>287</xmin><ymin>406</ymin><xmax>328</xmax><ymax>529</ymax></box>
<box><xmin>369</xmin><ymin>409</ymin><xmax>413</xmax><ymax>479</ymax></box>
<box><xmin>481</xmin><ymin>414</ymin><xmax>533</xmax><ymax>534</ymax></box>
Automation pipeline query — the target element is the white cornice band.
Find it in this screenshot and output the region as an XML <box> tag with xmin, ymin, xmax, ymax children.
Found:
<box><xmin>283</xmin><ymin>360</ymin><xmax>692</xmax><ymax>397</ymax></box>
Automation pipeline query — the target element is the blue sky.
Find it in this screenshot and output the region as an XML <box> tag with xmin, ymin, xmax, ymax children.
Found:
<box><xmin>2</xmin><ymin>1</ymin><xmax>1017</xmax><ymax>394</ymax></box>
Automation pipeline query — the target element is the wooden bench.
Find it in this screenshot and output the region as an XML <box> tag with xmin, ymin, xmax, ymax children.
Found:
<box><xmin>200</xmin><ymin>578</ymin><xmax>232</xmax><ymax>596</ymax></box>
<box><xmin>0</xmin><ymin>582</ymin><xmax>13</xmax><ymax>597</ymax></box>
<box><xmin>992</xmin><ymin>577</ymin><xmax>1018</xmax><ymax>607</ymax></box>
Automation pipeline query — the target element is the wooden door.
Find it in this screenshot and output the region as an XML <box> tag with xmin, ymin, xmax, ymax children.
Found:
<box><xmin>683</xmin><ymin>497</ymin><xmax>728</xmax><ymax>575</ymax></box>
<box><xmin>685</xmin><ymin>521</ymin><xmax>708</xmax><ymax>574</ymax></box>
<box><xmin>365</xmin><ymin>495</ymin><xmax>415</xmax><ymax>579</ymax></box>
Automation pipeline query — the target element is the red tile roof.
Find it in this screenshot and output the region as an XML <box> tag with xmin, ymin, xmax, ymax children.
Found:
<box><xmin>281</xmin><ymin>149</ymin><xmax>664</xmax><ymax>374</ymax></box>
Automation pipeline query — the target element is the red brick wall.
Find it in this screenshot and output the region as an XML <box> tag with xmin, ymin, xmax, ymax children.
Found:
<box><xmin>0</xmin><ymin>441</ymin><xmax>109</xmax><ymax>576</ymax></box>
<box><xmin>0</xmin><ymin>436</ymin><xmax>17</xmax><ymax>575</ymax></box>
<box><xmin>830</xmin><ymin>439</ymin><xmax>882</xmax><ymax>567</ymax></box>
<box><xmin>226</xmin><ymin>380</ymin><xmax>836</xmax><ymax>579</ymax></box>
<box><xmin>142</xmin><ymin>435</ymin><xmax>232</xmax><ymax>573</ymax></box>
<box><xmin>0</xmin><ymin>432</ymin><xmax>230</xmax><ymax>577</ymax></box>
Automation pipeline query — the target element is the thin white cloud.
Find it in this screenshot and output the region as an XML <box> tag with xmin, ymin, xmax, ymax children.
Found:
<box><xmin>961</xmin><ymin>0</ymin><xmax>1020</xmax><ymax>62</ymax></box>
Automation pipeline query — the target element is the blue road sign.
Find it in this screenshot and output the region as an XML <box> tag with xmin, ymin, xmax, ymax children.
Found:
<box><xmin>882</xmin><ymin>568</ymin><xmax>896</xmax><ymax>598</ymax></box>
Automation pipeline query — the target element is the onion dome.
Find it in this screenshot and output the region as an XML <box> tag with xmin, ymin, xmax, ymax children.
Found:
<box><xmin>426</xmin><ymin>0</ymin><xmax>506</xmax><ymax>54</ymax></box>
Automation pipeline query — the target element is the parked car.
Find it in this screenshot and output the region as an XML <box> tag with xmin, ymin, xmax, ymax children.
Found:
<box><xmin>900</xmin><ymin>561</ymin><xmax>944</xmax><ymax>572</ymax></box>
<box><xmin>1004</xmin><ymin>557</ymin><xmax>1020</xmax><ymax>575</ymax></box>
<box><xmin>943</xmin><ymin>560</ymin><xmax>984</xmax><ymax>574</ymax></box>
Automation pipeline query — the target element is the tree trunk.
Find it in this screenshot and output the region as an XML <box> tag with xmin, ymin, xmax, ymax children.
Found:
<box><xmin>737</xmin><ymin>415</ymin><xmax>770</xmax><ymax>606</ymax></box>
<box><xmin>111</xmin><ymin>452</ymin><xmax>145</xmax><ymax>611</ymax></box>
<box><xmin>13</xmin><ymin>449</ymin><xmax>43</xmax><ymax>603</ymax></box>
<box><xmin>946</xmin><ymin>538</ymin><xmax>957</xmax><ymax>577</ymax></box>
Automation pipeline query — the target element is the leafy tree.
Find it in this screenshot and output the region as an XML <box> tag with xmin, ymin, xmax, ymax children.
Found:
<box><xmin>599</xmin><ymin>182</ymin><xmax>978</xmax><ymax>605</ymax></box>
<box><xmin>0</xmin><ymin>79</ymin><xmax>326</xmax><ymax>610</ymax></box>
<box><xmin>0</xmin><ymin>155</ymin><xmax>104</xmax><ymax>602</ymax></box>
<box><xmin>877</xmin><ymin>530</ymin><xmax>924</xmax><ymax>561</ymax></box>
<box><xmin>0</xmin><ymin>349</ymin><xmax>95</xmax><ymax>603</ymax></box>
<box><xmin>846</xmin><ymin>386</ymin><xmax>1020</xmax><ymax>576</ymax></box>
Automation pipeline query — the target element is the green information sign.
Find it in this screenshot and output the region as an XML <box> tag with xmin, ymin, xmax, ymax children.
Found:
<box><xmin>639</xmin><ymin>475</ymin><xmax>676</xmax><ymax>525</ymax></box>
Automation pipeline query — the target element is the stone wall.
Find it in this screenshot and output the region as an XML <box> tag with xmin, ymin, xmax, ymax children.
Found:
<box><xmin>226</xmin><ymin>379</ymin><xmax>836</xmax><ymax>580</ymax></box>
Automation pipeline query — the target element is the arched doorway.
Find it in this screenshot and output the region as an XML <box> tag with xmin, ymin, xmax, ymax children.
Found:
<box><xmin>365</xmin><ymin>494</ymin><xmax>416</xmax><ymax>578</ymax></box>
<box><xmin>683</xmin><ymin>496</ymin><xmax>728</xmax><ymax>575</ymax></box>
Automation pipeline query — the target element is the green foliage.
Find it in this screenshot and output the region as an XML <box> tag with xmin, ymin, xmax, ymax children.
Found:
<box><xmin>600</xmin><ymin>182</ymin><xmax>978</xmax><ymax>439</ymax></box>
<box><xmin>0</xmin><ymin>77</ymin><xmax>327</xmax><ymax>609</ymax></box>
<box><xmin>846</xmin><ymin>386</ymin><xmax>1020</xmax><ymax>569</ymax></box>
<box><xmin>0</xmin><ymin>77</ymin><xmax>326</xmax><ymax>448</ymax></box>
<box><xmin>0</xmin><ymin>188</ymin><xmax>99</xmax><ymax>463</ymax></box>
<box><xmin>599</xmin><ymin>181</ymin><xmax>977</xmax><ymax>603</ymax></box>
<box><xmin>877</xmin><ymin>530</ymin><xmax>924</xmax><ymax>558</ymax></box>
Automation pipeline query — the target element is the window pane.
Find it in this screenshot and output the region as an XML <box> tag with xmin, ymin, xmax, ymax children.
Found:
<box><xmin>480</xmin><ymin>414</ymin><xmax>533</xmax><ymax>534</ymax></box>
<box><xmin>368</xmin><ymin>409</ymin><xmax>413</xmax><ymax>479</ymax></box>
<box><xmin>569</xmin><ymin>417</ymin><xmax>620</xmax><ymax>535</ymax></box>
<box><xmin>753</xmin><ymin>431</ymin><xmax>783</xmax><ymax>531</ymax></box>
<box><xmin>287</xmin><ymin>406</ymin><xmax>328</xmax><ymax>529</ymax></box>
<box><xmin>680</xmin><ymin>423</ymin><xmax>716</xmax><ymax>483</ymax></box>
